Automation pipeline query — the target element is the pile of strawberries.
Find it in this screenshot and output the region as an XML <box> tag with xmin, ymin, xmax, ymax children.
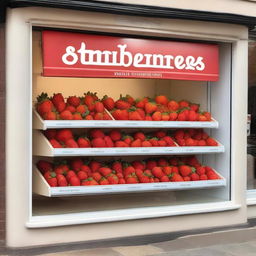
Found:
<box><xmin>174</xmin><ymin>129</ymin><xmax>218</xmax><ymax>146</ymax></box>
<box><xmin>36</xmin><ymin>92</ymin><xmax>112</xmax><ymax>120</ymax></box>
<box><xmin>36</xmin><ymin>92</ymin><xmax>212</xmax><ymax>122</ymax></box>
<box><xmin>109</xmin><ymin>94</ymin><xmax>212</xmax><ymax>121</ymax></box>
<box><xmin>37</xmin><ymin>156</ymin><xmax>221</xmax><ymax>187</ymax></box>
<box><xmin>45</xmin><ymin>129</ymin><xmax>177</xmax><ymax>148</ymax></box>
<box><xmin>44</xmin><ymin>128</ymin><xmax>219</xmax><ymax>148</ymax></box>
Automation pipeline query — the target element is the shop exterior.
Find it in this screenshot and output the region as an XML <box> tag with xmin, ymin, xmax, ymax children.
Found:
<box><xmin>0</xmin><ymin>0</ymin><xmax>256</xmax><ymax>250</ymax></box>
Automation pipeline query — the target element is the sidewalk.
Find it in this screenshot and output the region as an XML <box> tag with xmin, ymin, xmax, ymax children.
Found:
<box><xmin>6</xmin><ymin>225</ymin><xmax>256</xmax><ymax>256</ymax></box>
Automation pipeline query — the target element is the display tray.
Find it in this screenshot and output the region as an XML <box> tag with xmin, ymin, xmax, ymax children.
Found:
<box><xmin>33</xmin><ymin>110</ymin><xmax>219</xmax><ymax>130</ymax></box>
<box><xmin>33</xmin><ymin>168</ymin><xmax>226</xmax><ymax>197</ymax></box>
<box><xmin>33</xmin><ymin>131</ymin><xmax>225</xmax><ymax>156</ymax></box>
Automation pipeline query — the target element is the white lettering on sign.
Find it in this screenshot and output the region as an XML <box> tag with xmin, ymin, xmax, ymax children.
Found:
<box><xmin>62</xmin><ymin>42</ymin><xmax>205</xmax><ymax>71</ymax></box>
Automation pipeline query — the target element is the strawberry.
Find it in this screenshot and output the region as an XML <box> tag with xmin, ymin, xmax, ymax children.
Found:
<box><xmin>115</xmin><ymin>99</ymin><xmax>131</xmax><ymax>110</ymax></box>
<box><xmin>94</xmin><ymin>112</ymin><xmax>104</xmax><ymax>120</ymax></box>
<box><xmin>190</xmin><ymin>173</ymin><xmax>200</xmax><ymax>181</ymax></box>
<box><xmin>149</xmin><ymin>137</ymin><xmax>159</xmax><ymax>146</ymax></box>
<box><xmin>56</xmin><ymin>129</ymin><xmax>73</xmax><ymax>143</ymax></box>
<box><xmin>162</xmin><ymin>166</ymin><xmax>173</xmax><ymax>176</ymax></box>
<box><xmin>176</xmin><ymin>138</ymin><xmax>186</xmax><ymax>146</ymax></box>
<box><xmin>132</xmin><ymin>160</ymin><xmax>146</xmax><ymax>170</ymax></box>
<box><xmin>160</xmin><ymin>176</ymin><xmax>169</xmax><ymax>182</ymax></box>
<box><xmin>91</xmin><ymin>172</ymin><xmax>102</xmax><ymax>182</ymax></box>
<box><xmin>84</xmin><ymin>92</ymin><xmax>96</xmax><ymax>106</ymax></box>
<box><xmin>158</xmin><ymin>140</ymin><xmax>167</xmax><ymax>147</ymax></box>
<box><xmin>135</xmin><ymin>169</ymin><xmax>143</xmax><ymax>177</ymax></box>
<box><xmin>131</xmin><ymin>139</ymin><xmax>142</xmax><ymax>147</ymax></box>
<box><xmin>190</xmin><ymin>103</ymin><xmax>199</xmax><ymax>112</ymax></box>
<box><xmin>65</xmin><ymin>139</ymin><xmax>78</xmax><ymax>148</ymax></box>
<box><xmin>47</xmin><ymin>177</ymin><xmax>58</xmax><ymax>187</ymax></box>
<box><xmin>152</xmin><ymin>111</ymin><xmax>162</xmax><ymax>121</ymax></box>
<box><xmin>203</xmin><ymin>111</ymin><xmax>212</xmax><ymax>121</ymax></box>
<box><xmin>54</xmin><ymin>167</ymin><xmax>67</xmax><ymax>176</ymax></box>
<box><xmin>129</xmin><ymin>108</ymin><xmax>143</xmax><ymax>120</ymax></box>
<box><xmin>99</xmin><ymin>177</ymin><xmax>109</xmax><ymax>185</ymax></box>
<box><xmin>36</xmin><ymin>93</ymin><xmax>54</xmax><ymax>115</ymax></box>
<box><xmin>208</xmin><ymin>173</ymin><xmax>220</xmax><ymax>180</ymax></box>
<box><xmin>123</xmin><ymin>135</ymin><xmax>133</xmax><ymax>145</ymax></box>
<box><xmin>123</xmin><ymin>165</ymin><xmax>136</xmax><ymax>176</ymax></box>
<box><xmin>169</xmin><ymin>111</ymin><xmax>178</xmax><ymax>121</ymax></box>
<box><xmin>112</xmin><ymin>109</ymin><xmax>129</xmax><ymax>120</ymax></box>
<box><xmin>102</xmin><ymin>95</ymin><xmax>115</xmax><ymax>111</ymax></box>
<box><xmin>135</xmin><ymin>97</ymin><xmax>149</xmax><ymax>108</ymax></box>
<box><xmin>168</xmin><ymin>100</ymin><xmax>179</xmax><ymax>111</ymax></box>
<box><xmin>81</xmin><ymin>178</ymin><xmax>99</xmax><ymax>186</ymax></box>
<box><xmin>188</xmin><ymin>110</ymin><xmax>198</xmax><ymax>121</ymax></box>
<box><xmin>44</xmin><ymin>129</ymin><xmax>57</xmax><ymax>140</ymax></box>
<box><xmin>70</xmin><ymin>158</ymin><xmax>84</xmax><ymax>172</ymax></box>
<box><xmin>155</xmin><ymin>95</ymin><xmax>168</xmax><ymax>106</ymax></box>
<box><xmin>57</xmin><ymin>174</ymin><xmax>68</xmax><ymax>186</ymax></box>
<box><xmin>66</xmin><ymin>170</ymin><xmax>76</xmax><ymax>181</ymax></box>
<box><xmin>198</xmin><ymin>140</ymin><xmax>207</xmax><ymax>146</ymax></box>
<box><xmin>133</xmin><ymin>132</ymin><xmax>145</xmax><ymax>141</ymax></box>
<box><xmin>50</xmin><ymin>139</ymin><xmax>62</xmax><ymax>148</ymax></box>
<box><xmin>136</xmin><ymin>108</ymin><xmax>145</xmax><ymax>120</ymax></box>
<box><xmin>206</xmin><ymin>137</ymin><xmax>218</xmax><ymax>146</ymax></box>
<box><xmin>103</xmin><ymin>112</ymin><xmax>112</xmax><ymax>120</ymax></box>
<box><xmin>163</xmin><ymin>136</ymin><xmax>175</xmax><ymax>146</ymax></box>
<box><xmin>139</xmin><ymin>174</ymin><xmax>150</xmax><ymax>183</ymax></box>
<box><xmin>146</xmin><ymin>160</ymin><xmax>157</xmax><ymax>170</ymax></box>
<box><xmin>170</xmin><ymin>173</ymin><xmax>184</xmax><ymax>182</ymax></box>
<box><xmin>107</xmin><ymin>174</ymin><xmax>119</xmax><ymax>184</ymax></box>
<box><xmin>152</xmin><ymin>167</ymin><xmax>165</xmax><ymax>178</ymax></box>
<box><xmin>115</xmin><ymin>141</ymin><xmax>129</xmax><ymax>147</ymax></box>
<box><xmin>142</xmin><ymin>140</ymin><xmax>152</xmax><ymax>147</ymax></box>
<box><xmin>81</xmin><ymin>164</ymin><xmax>91</xmax><ymax>174</ymax></box>
<box><xmin>185</xmin><ymin>138</ymin><xmax>196</xmax><ymax>146</ymax></box>
<box><xmin>67</xmin><ymin>96</ymin><xmax>80</xmax><ymax>107</ymax></box>
<box><xmin>73</xmin><ymin>112</ymin><xmax>83</xmax><ymax>120</ymax></box>
<box><xmin>99</xmin><ymin>167</ymin><xmax>112</xmax><ymax>177</ymax></box>
<box><xmin>43</xmin><ymin>111</ymin><xmax>57</xmax><ymax>120</ymax></box>
<box><xmin>154</xmin><ymin>131</ymin><xmax>166</xmax><ymax>138</ymax></box>
<box><xmin>174</xmin><ymin>130</ymin><xmax>185</xmax><ymax>140</ymax></box>
<box><xmin>60</xmin><ymin>110</ymin><xmax>73</xmax><ymax>120</ymax></box>
<box><xmin>65</xmin><ymin>105</ymin><xmax>76</xmax><ymax>113</ymax></box>
<box><xmin>111</xmin><ymin>161</ymin><xmax>123</xmax><ymax>173</ymax></box>
<box><xmin>94</xmin><ymin>101</ymin><xmax>104</xmax><ymax>113</ymax></box>
<box><xmin>37</xmin><ymin>160</ymin><xmax>53</xmax><ymax>174</ymax></box>
<box><xmin>145</xmin><ymin>102</ymin><xmax>157</xmax><ymax>114</ymax></box>
<box><xmin>198</xmin><ymin>114</ymin><xmax>208</xmax><ymax>121</ymax></box>
<box><xmin>183</xmin><ymin>176</ymin><xmax>191</xmax><ymax>181</ymax></box>
<box><xmin>145</xmin><ymin>115</ymin><xmax>153</xmax><ymax>121</ymax></box>
<box><xmin>125</xmin><ymin>176</ymin><xmax>138</xmax><ymax>184</ymax></box>
<box><xmin>77</xmin><ymin>137</ymin><xmax>91</xmax><ymax>148</ymax></box>
<box><xmin>104</xmin><ymin>136</ymin><xmax>114</xmax><ymax>147</ymax></box>
<box><xmin>169</xmin><ymin>158</ymin><xmax>179</xmax><ymax>166</ymax></box>
<box><xmin>89</xmin><ymin>161</ymin><xmax>102</xmax><ymax>172</ymax></box>
<box><xmin>124</xmin><ymin>94</ymin><xmax>135</xmax><ymax>105</ymax></box>
<box><xmin>91</xmin><ymin>137</ymin><xmax>106</xmax><ymax>147</ymax></box>
<box><xmin>179</xmin><ymin>165</ymin><xmax>192</xmax><ymax>177</ymax></box>
<box><xmin>77</xmin><ymin>171</ymin><xmax>88</xmax><ymax>180</ymax></box>
<box><xmin>161</xmin><ymin>112</ymin><xmax>170</xmax><ymax>121</ymax></box>
<box><xmin>76</xmin><ymin>104</ymin><xmax>88</xmax><ymax>115</ymax></box>
<box><xmin>51</xmin><ymin>93</ymin><xmax>65</xmax><ymax>106</ymax></box>
<box><xmin>109</xmin><ymin>130</ymin><xmax>122</xmax><ymax>141</ymax></box>
<box><xmin>179</xmin><ymin>100</ymin><xmax>190</xmax><ymax>108</ymax></box>
<box><xmin>90</xmin><ymin>129</ymin><xmax>105</xmax><ymax>139</ymax></box>
<box><xmin>199</xmin><ymin>174</ymin><xmax>208</xmax><ymax>180</ymax></box>
<box><xmin>157</xmin><ymin>158</ymin><xmax>168</xmax><ymax>167</ymax></box>
<box><xmin>55</xmin><ymin>101</ymin><xmax>66</xmax><ymax>113</ymax></box>
<box><xmin>177</xmin><ymin>111</ymin><xmax>187</xmax><ymax>121</ymax></box>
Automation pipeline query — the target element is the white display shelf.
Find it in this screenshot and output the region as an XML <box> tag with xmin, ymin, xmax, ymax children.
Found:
<box><xmin>33</xmin><ymin>131</ymin><xmax>225</xmax><ymax>157</ymax></box>
<box><xmin>33</xmin><ymin>167</ymin><xmax>226</xmax><ymax>197</ymax></box>
<box><xmin>33</xmin><ymin>110</ymin><xmax>219</xmax><ymax>130</ymax></box>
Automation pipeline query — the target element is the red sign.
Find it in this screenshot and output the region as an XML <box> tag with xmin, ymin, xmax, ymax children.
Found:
<box><xmin>42</xmin><ymin>30</ymin><xmax>219</xmax><ymax>81</ymax></box>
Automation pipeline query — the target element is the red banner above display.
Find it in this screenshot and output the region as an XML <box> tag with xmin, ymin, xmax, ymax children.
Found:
<box><xmin>42</xmin><ymin>31</ymin><xmax>219</xmax><ymax>81</ymax></box>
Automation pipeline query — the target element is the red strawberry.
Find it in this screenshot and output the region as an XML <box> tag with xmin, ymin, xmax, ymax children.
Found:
<box><xmin>102</xmin><ymin>95</ymin><xmax>115</xmax><ymax>111</ymax></box>
<box><xmin>56</xmin><ymin>129</ymin><xmax>73</xmax><ymax>143</ymax></box>
<box><xmin>142</xmin><ymin>140</ymin><xmax>152</xmax><ymax>147</ymax></box>
<box><xmin>188</xmin><ymin>110</ymin><xmax>198</xmax><ymax>121</ymax></box>
<box><xmin>66</xmin><ymin>170</ymin><xmax>76</xmax><ymax>181</ymax></box>
<box><xmin>84</xmin><ymin>92</ymin><xmax>97</xmax><ymax>106</ymax></box>
<box><xmin>55</xmin><ymin>101</ymin><xmax>66</xmax><ymax>113</ymax></box>
<box><xmin>77</xmin><ymin>171</ymin><xmax>88</xmax><ymax>180</ymax></box>
<box><xmin>190</xmin><ymin>173</ymin><xmax>200</xmax><ymax>181</ymax></box>
<box><xmin>145</xmin><ymin>102</ymin><xmax>157</xmax><ymax>114</ymax></box>
<box><xmin>139</xmin><ymin>174</ymin><xmax>150</xmax><ymax>183</ymax></box>
<box><xmin>67</xmin><ymin>96</ymin><xmax>80</xmax><ymax>107</ymax></box>
<box><xmin>81</xmin><ymin>165</ymin><xmax>91</xmax><ymax>174</ymax></box>
<box><xmin>177</xmin><ymin>111</ymin><xmax>187</xmax><ymax>121</ymax></box>
<box><xmin>179</xmin><ymin>165</ymin><xmax>192</xmax><ymax>177</ymax></box>
<box><xmin>44</xmin><ymin>129</ymin><xmax>57</xmax><ymax>140</ymax></box>
<box><xmin>115</xmin><ymin>141</ymin><xmax>129</xmax><ymax>147</ymax></box>
<box><xmin>154</xmin><ymin>131</ymin><xmax>166</xmax><ymax>138</ymax></box>
<box><xmin>149</xmin><ymin>137</ymin><xmax>159</xmax><ymax>147</ymax></box>
<box><xmin>203</xmin><ymin>111</ymin><xmax>212</xmax><ymax>121</ymax></box>
<box><xmin>135</xmin><ymin>97</ymin><xmax>149</xmax><ymax>108</ymax></box>
<box><xmin>90</xmin><ymin>129</ymin><xmax>105</xmax><ymax>139</ymax></box>
<box><xmin>169</xmin><ymin>158</ymin><xmax>179</xmax><ymax>166</ymax></box>
<box><xmin>54</xmin><ymin>167</ymin><xmax>67</xmax><ymax>176</ymax></box>
<box><xmin>77</xmin><ymin>137</ymin><xmax>91</xmax><ymax>148</ymax></box>
<box><xmin>168</xmin><ymin>100</ymin><xmax>179</xmax><ymax>111</ymax></box>
<box><xmin>51</xmin><ymin>93</ymin><xmax>65</xmax><ymax>106</ymax></box>
<box><xmin>43</xmin><ymin>111</ymin><xmax>57</xmax><ymax>120</ymax></box>
<box><xmin>65</xmin><ymin>105</ymin><xmax>76</xmax><ymax>113</ymax></box>
<box><xmin>163</xmin><ymin>136</ymin><xmax>175</xmax><ymax>146</ymax></box>
<box><xmin>50</xmin><ymin>139</ymin><xmax>62</xmax><ymax>148</ymax></box>
<box><xmin>89</xmin><ymin>161</ymin><xmax>102</xmax><ymax>172</ymax></box>
<box><xmin>70</xmin><ymin>158</ymin><xmax>84</xmax><ymax>172</ymax></box>
<box><xmin>145</xmin><ymin>115</ymin><xmax>152</xmax><ymax>121</ymax></box>
<box><xmin>208</xmin><ymin>173</ymin><xmax>220</xmax><ymax>180</ymax></box>
<box><xmin>157</xmin><ymin>158</ymin><xmax>168</xmax><ymax>167</ymax></box>
<box><xmin>170</xmin><ymin>173</ymin><xmax>184</xmax><ymax>182</ymax></box>
<box><xmin>91</xmin><ymin>172</ymin><xmax>102</xmax><ymax>182</ymax></box>
<box><xmin>134</xmin><ymin>132</ymin><xmax>146</xmax><ymax>141</ymax></box>
<box><xmin>123</xmin><ymin>135</ymin><xmax>133</xmax><ymax>145</ymax></box>
<box><xmin>206</xmin><ymin>137</ymin><xmax>218</xmax><ymax>146</ymax></box>
<box><xmin>176</xmin><ymin>138</ymin><xmax>186</xmax><ymax>146</ymax></box>
<box><xmin>152</xmin><ymin>167</ymin><xmax>164</xmax><ymax>178</ymax></box>
<box><xmin>155</xmin><ymin>95</ymin><xmax>168</xmax><ymax>106</ymax></box>
<box><xmin>131</xmin><ymin>139</ymin><xmax>142</xmax><ymax>147</ymax></box>
<box><xmin>123</xmin><ymin>165</ymin><xmax>136</xmax><ymax>176</ymax></box>
<box><xmin>36</xmin><ymin>93</ymin><xmax>54</xmax><ymax>115</ymax></box>
<box><xmin>99</xmin><ymin>167</ymin><xmax>112</xmax><ymax>177</ymax></box>
<box><xmin>162</xmin><ymin>166</ymin><xmax>173</xmax><ymax>176</ymax></box>
<box><xmin>104</xmin><ymin>136</ymin><xmax>114</xmax><ymax>147</ymax></box>
<box><xmin>132</xmin><ymin>160</ymin><xmax>146</xmax><ymax>170</ymax></box>
<box><xmin>129</xmin><ymin>108</ymin><xmax>143</xmax><ymax>120</ymax></box>
<box><xmin>196</xmin><ymin>166</ymin><xmax>206</xmax><ymax>175</ymax></box>
<box><xmin>65</xmin><ymin>139</ymin><xmax>78</xmax><ymax>148</ymax></box>
<box><xmin>174</xmin><ymin>130</ymin><xmax>185</xmax><ymax>140</ymax></box>
<box><xmin>185</xmin><ymin>138</ymin><xmax>196</xmax><ymax>146</ymax></box>
<box><xmin>81</xmin><ymin>178</ymin><xmax>99</xmax><ymax>186</ymax></box>
<box><xmin>94</xmin><ymin>112</ymin><xmax>104</xmax><ymax>120</ymax></box>
<box><xmin>115</xmin><ymin>99</ymin><xmax>131</xmax><ymax>110</ymax></box>
<box><xmin>198</xmin><ymin>140</ymin><xmax>207</xmax><ymax>146</ymax></box>
<box><xmin>94</xmin><ymin>101</ymin><xmax>104</xmax><ymax>112</ymax></box>
<box><xmin>160</xmin><ymin>175</ymin><xmax>169</xmax><ymax>182</ymax></box>
<box><xmin>73</xmin><ymin>112</ymin><xmax>83</xmax><ymax>120</ymax></box>
<box><xmin>103</xmin><ymin>112</ymin><xmax>112</xmax><ymax>120</ymax></box>
<box><xmin>57</xmin><ymin>174</ymin><xmax>68</xmax><ymax>186</ymax></box>
<box><xmin>152</xmin><ymin>111</ymin><xmax>162</xmax><ymax>121</ymax></box>
<box><xmin>183</xmin><ymin>176</ymin><xmax>191</xmax><ymax>181</ymax></box>
<box><xmin>112</xmin><ymin>109</ymin><xmax>129</xmax><ymax>120</ymax></box>
<box><xmin>200</xmin><ymin>174</ymin><xmax>208</xmax><ymax>180</ymax></box>
<box><xmin>47</xmin><ymin>177</ymin><xmax>58</xmax><ymax>187</ymax></box>
<box><xmin>146</xmin><ymin>160</ymin><xmax>157</xmax><ymax>170</ymax></box>
<box><xmin>161</xmin><ymin>112</ymin><xmax>169</xmax><ymax>121</ymax></box>
<box><xmin>124</xmin><ymin>94</ymin><xmax>135</xmax><ymax>105</ymax></box>
<box><xmin>125</xmin><ymin>176</ymin><xmax>138</xmax><ymax>184</ymax></box>
<box><xmin>109</xmin><ymin>130</ymin><xmax>122</xmax><ymax>141</ymax></box>
<box><xmin>91</xmin><ymin>137</ymin><xmax>106</xmax><ymax>147</ymax></box>
<box><xmin>136</xmin><ymin>108</ymin><xmax>146</xmax><ymax>120</ymax></box>
<box><xmin>198</xmin><ymin>114</ymin><xmax>208</xmax><ymax>121</ymax></box>
<box><xmin>190</xmin><ymin>103</ymin><xmax>199</xmax><ymax>112</ymax></box>
<box><xmin>179</xmin><ymin>100</ymin><xmax>190</xmax><ymax>108</ymax></box>
<box><xmin>107</xmin><ymin>174</ymin><xmax>119</xmax><ymax>184</ymax></box>
<box><xmin>111</xmin><ymin>161</ymin><xmax>123</xmax><ymax>173</ymax></box>
<box><xmin>76</xmin><ymin>104</ymin><xmax>88</xmax><ymax>115</ymax></box>
<box><xmin>169</xmin><ymin>112</ymin><xmax>178</xmax><ymax>121</ymax></box>
<box><xmin>60</xmin><ymin>110</ymin><xmax>73</xmax><ymax>120</ymax></box>
<box><xmin>99</xmin><ymin>177</ymin><xmax>109</xmax><ymax>185</ymax></box>
<box><xmin>37</xmin><ymin>160</ymin><xmax>53</xmax><ymax>174</ymax></box>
